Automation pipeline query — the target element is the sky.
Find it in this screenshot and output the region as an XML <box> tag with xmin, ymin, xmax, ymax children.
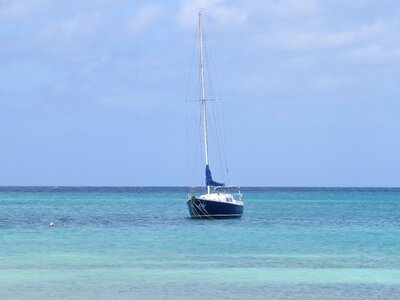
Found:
<box><xmin>1</xmin><ymin>0</ymin><xmax>400</xmax><ymax>187</ymax></box>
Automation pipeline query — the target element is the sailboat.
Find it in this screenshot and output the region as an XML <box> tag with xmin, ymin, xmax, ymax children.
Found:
<box><xmin>186</xmin><ymin>12</ymin><xmax>244</xmax><ymax>218</ymax></box>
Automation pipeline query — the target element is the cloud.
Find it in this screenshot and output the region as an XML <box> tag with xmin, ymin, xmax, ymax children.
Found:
<box><xmin>266</xmin><ymin>0</ymin><xmax>316</xmax><ymax>15</ymax></box>
<box><xmin>38</xmin><ymin>12</ymin><xmax>102</xmax><ymax>41</ymax></box>
<box><xmin>0</xmin><ymin>0</ymin><xmax>47</xmax><ymax>21</ymax></box>
<box><xmin>316</xmin><ymin>74</ymin><xmax>354</xmax><ymax>91</ymax></box>
<box><xmin>101</xmin><ymin>90</ymin><xmax>163</xmax><ymax>109</ymax></box>
<box><xmin>253</xmin><ymin>18</ymin><xmax>399</xmax><ymax>51</ymax></box>
<box><xmin>344</xmin><ymin>44</ymin><xmax>400</xmax><ymax>64</ymax></box>
<box><xmin>0</xmin><ymin>60</ymin><xmax>63</xmax><ymax>93</ymax></box>
<box><xmin>276</xmin><ymin>31</ymin><xmax>355</xmax><ymax>50</ymax></box>
<box><xmin>126</xmin><ymin>4</ymin><xmax>164</xmax><ymax>34</ymax></box>
<box><xmin>178</xmin><ymin>0</ymin><xmax>247</xmax><ymax>27</ymax></box>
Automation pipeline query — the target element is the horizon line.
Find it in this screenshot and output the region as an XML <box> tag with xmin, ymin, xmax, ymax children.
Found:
<box><xmin>0</xmin><ymin>185</ymin><xmax>399</xmax><ymax>189</ymax></box>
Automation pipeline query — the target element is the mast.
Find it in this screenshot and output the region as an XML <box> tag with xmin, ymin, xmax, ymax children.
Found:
<box><xmin>198</xmin><ymin>12</ymin><xmax>211</xmax><ymax>194</ymax></box>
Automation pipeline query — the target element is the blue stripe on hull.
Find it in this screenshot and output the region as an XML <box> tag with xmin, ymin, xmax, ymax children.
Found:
<box><xmin>187</xmin><ymin>198</ymin><xmax>243</xmax><ymax>218</ymax></box>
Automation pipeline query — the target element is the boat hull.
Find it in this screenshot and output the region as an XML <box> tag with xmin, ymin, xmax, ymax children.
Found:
<box><xmin>187</xmin><ymin>198</ymin><xmax>243</xmax><ymax>218</ymax></box>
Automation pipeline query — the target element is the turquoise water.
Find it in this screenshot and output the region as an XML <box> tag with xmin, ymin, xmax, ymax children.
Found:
<box><xmin>1</xmin><ymin>187</ymin><xmax>400</xmax><ymax>299</ymax></box>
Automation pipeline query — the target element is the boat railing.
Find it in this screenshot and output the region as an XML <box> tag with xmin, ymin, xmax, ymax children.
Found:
<box><xmin>213</xmin><ymin>185</ymin><xmax>240</xmax><ymax>191</ymax></box>
<box><xmin>213</xmin><ymin>186</ymin><xmax>243</xmax><ymax>201</ymax></box>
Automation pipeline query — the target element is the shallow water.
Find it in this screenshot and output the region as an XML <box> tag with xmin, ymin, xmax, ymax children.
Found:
<box><xmin>1</xmin><ymin>187</ymin><xmax>400</xmax><ymax>299</ymax></box>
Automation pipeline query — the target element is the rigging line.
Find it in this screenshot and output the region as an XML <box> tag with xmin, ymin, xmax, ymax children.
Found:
<box><xmin>184</xmin><ymin>23</ymin><xmax>198</xmax><ymax>110</ymax></box>
<box><xmin>204</xmin><ymin>33</ymin><xmax>226</xmax><ymax>178</ymax></box>
<box><xmin>186</xmin><ymin>98</ymin><xmax>196</xmax><ymax>191</ymax></box>
<box><xmin>203</xmin><ymin>29</ymin><xmax>230</xmax><ymax>184</ymax></box>
<box><xmin>209</xmin><ymin>91</ymin><xmax>225</xmax><ymax>182</ymax></box>
<box><xmin>198</xmin><ymin>96</ymin><xmax>204</xmax><ymax>184</ymax></box>
<box><xmin>198</xmin><ymin>203</ymin><xmax>213</xmax><ymax>220</ymax></box>
<box><xmin>185</xmin><ymin>102</ymin><xmax>190</xmax><ymax>191</ymax></box>
<box><xmin>203</xmin><ymin>31</ymin><xmax>227</xmax><ymax>184</ymax></box>
<box><xmin>212</xmin><ymin>99</ymin><xmax>226</xmax><ymax>182</ymax></box>
<box><xmin>196</xmin><ymin>22</ymin><xmax>205</xmax><ymax>189</ymax></box>
<box><xmin>193</xmin><ymin>61</ymin><xmax>203</xmax><ymax>190</ymax></box>
<box><xmin>190</xmin><ymin>199</ymin><xmax>204</xmax><ymax>219</ymax></box>
<box><xmin>203</xmin><ymin>31</ymin><xmax>219</xmax><ymax>163</ymax></box>
<box><xmin>212</xmin><ymin>75</ymin><xmax>230</xmax><ymax>183</ymax></box>
<box><xmin>186</xmin><ymin>25</ymin><xmax>199</xmax><ymax>192</ymax></box>
<box><xmin>191</xmin><ymin>74</ymin><xmax>203</xmax><ymax>190</ymax></box>
<box><xmin>192</xmin><ymin>103</ymin><xmax>202</xmax><ymax>190</ymax></box>
<box><xmin>191</xmin><ymin>199</ymin><xmax>213</xmax><ymax>220</ymax></box>
<box><xmin>213</xmin><ymin>87</ymin><xmax>230</xmax><ymax>183</ymax></box>
<box><xmin>203</xmin><ymin>31</ymin><xmax>230</xmax><ymax>176</ymax></box>
<box><xmin>189</xmin><ymin>100</ymin><xmax>203</xmax><ymax>190</ymax></box>
<box><xmin>199</xmin><ymin>16</ymin><xmax>216</xmax><ymax>186</ymax></box>
<box><xmin>191</xmin><ymin>90</ymin><xmax>202</xmax><ymax>189</ymax></box>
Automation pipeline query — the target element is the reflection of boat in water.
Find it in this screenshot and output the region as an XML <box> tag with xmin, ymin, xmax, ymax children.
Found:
<box><xmin>186</xmin><ymin>12</ymin><xmax>243</xmax><ymax>219</ymax></box>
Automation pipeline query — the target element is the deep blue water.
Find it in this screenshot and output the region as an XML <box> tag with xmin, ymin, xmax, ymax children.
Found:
<box><xmin>1</xmin><ymin>187</ymin><xmax>400</xmax><ymax>299</ymax></box>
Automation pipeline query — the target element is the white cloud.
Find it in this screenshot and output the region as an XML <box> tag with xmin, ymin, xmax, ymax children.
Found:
<box><xmin>126</xmin><ymin>4</ymin><xmax>164</xmax><ymax>34</ymax></box>
<box><xmin>316</xmin><ymin>74</ymin><xmax>353</xmax><ymax>91</ymax></box>
<box><xmin>254</xmin><ymin>18</ymin><xmax>399</xmax><ymax>51</ymax></box>
<box><xmin>344</xmin><ymin>44</ymin><xmax>400</xmax><ymax>64</ymax></box>
<box><xmin>277</xmin><ymin>30</ymin><xmax>355</xmax><ymax>50</ymax></box>
<box><xmin>178</xmin><ymin>0</ymin><xmax>247</xmax><ymax>27</ymax></box>
<box><xmin>38</xmin><ymin>12</ymin><xmax>102</xmax><ymax>41</ymax></box>
<box><xmin>0</xmin><ymin>0</ymin><xmax>47</xmax><ymax>21</ymax></box>
<box><xmin>101</xmin><ymin>90</ymin><xmax>163</xmax><ymax>109</ymax></box>
<box><xmin>267</xmin><ymin>0</ymin><xmax>316</xmax><ymax>15</ymax></box>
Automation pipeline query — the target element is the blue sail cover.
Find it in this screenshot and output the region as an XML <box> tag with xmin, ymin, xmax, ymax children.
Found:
<box><xmin>205</xmin><ymin>164</ymin><xmax>224</xmax><ymax>187</ymax></box>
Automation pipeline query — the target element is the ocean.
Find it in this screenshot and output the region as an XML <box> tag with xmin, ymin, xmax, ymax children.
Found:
<box><xmin>1</xmin><ymin>187</ymin><xmax>400</xmax><ymax>299</ymax></box>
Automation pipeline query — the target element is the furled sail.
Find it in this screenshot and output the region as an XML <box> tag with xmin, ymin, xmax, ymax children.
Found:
<box><xmin>205</xmin><ymin>165</ymin><xmax>224</xmax><ymax>187</ymax></box>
